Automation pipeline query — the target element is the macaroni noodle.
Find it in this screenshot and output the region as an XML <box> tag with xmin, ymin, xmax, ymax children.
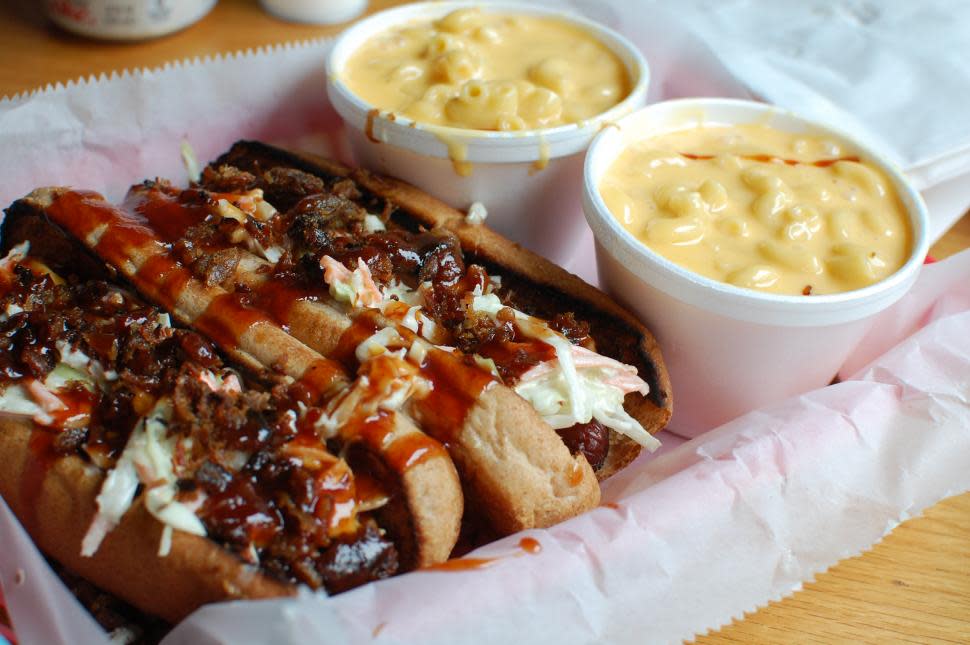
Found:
<box><xmin>599</xmin><ymin>124</ymin><xmax>912</xmax><ymax>295</ymax></box>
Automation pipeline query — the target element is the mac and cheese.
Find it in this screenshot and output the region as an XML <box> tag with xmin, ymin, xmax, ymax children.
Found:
<box><xmin>341</xmin><ymin>8</ymin><xmax>630</xmax><ymax>131</ymax></box>
<box><xmin>599</xmin><ymin>124</ymin><xmax>912</xmax><ymax>295</ymax></box>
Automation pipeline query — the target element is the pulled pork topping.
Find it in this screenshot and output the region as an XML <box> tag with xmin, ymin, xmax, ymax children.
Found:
<box><xmin>0</xmin><ymin>252</ymin><xmax>398</xmax><ymax>592</ymax></box>
<box><xmin>121</xmin><ymin>160</ymin><xmax>659</xmax><ymax>462</ymax></box>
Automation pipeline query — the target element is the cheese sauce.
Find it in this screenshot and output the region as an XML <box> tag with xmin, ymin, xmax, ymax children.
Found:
<box><xmin>341</xmin><ymin>8</ymin><xmax>630</xmax><ymax>131</ymax></box>
<box><xmin>599</xmin><ymin>124</ymin><xmax>912</xmax><ymax>295</ymax></box>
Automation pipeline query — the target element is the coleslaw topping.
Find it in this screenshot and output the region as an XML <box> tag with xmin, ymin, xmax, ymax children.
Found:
<box><xmin>470</xmin><ymin>290</ymin><xmax>659</xmax><ymax>450</ymax></box>
<box><xmin>82</xmin><ymin>399</ymin><xmax>207</xmax><ymax>558</ymax></box>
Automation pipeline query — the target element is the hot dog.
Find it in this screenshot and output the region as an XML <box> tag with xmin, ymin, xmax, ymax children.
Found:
<box><xmin>0</xmin><ymin>233</ymin><xmax>462</xmax><ymax>622</ymax></box>
<box><xmin>211</xmin><ymin>141</ymin><xmax>671</xmax><ymax>467</ymax></box>
<box><xmin>2</xmin><ymin>142</ymin><xmax>671</xmax><ymax>536</ymax></box>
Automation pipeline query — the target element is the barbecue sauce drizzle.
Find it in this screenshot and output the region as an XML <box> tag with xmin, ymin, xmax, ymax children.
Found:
<box><xmin>0</xmin><ymin>250</ymin><xmax>406</xmax><ymax>591</ymax></box>
<box><xmin>46</xmin><ymin>191</ymin><xmax>344</xmax><ymax>395</ymax></box>
<box><xmin>53</xmin><ymin>179</ymin><xmax>609</xmax><ymax>464</ymax></box>
<box><xmin>44</xmin><ymin>189</ymin><xmax>445</xmax><ymax>492</ymax></box>
<box><xmin>121</xmin><ymin>187</ymin><xmax>500</xmax><ymax>445</ymax></box>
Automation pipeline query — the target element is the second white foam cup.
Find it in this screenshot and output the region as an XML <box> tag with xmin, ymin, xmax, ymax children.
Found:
<box><xmin>583</xmin><ymin>99</ymin><xmax>931</xmax><ymax>436</ymax></box>
<box><xmin>326</xmin><ymin>1</ymin><xmax>649</xmax><ymax>264</ymax></box>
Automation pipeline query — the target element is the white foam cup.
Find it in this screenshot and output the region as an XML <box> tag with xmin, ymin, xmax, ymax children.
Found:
<box><xmin>326</xmin><ymin>1</ymin><xmax>649</xmax><ymax>264</ymax></box>
<box><xmin>583</xmin><ymin>98</ymin><xmax>931</xmax><ymax>436</ymax></box>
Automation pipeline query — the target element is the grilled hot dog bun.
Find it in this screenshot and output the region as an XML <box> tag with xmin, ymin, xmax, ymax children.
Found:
<box><xmin>214</xmin><ymin>141</ymin><xmax>671</xmax><ymax>479</ymax></box>
<box><xmin>0</xmin><ymin>204</ymin><xmax>463</xmax><ymax>621</ymax></box>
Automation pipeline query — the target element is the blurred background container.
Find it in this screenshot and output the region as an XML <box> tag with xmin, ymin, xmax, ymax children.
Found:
<box><xmin>44</xmin><ymin>0</ymin><xmax>217</xmax><ymax>40</ymax></box>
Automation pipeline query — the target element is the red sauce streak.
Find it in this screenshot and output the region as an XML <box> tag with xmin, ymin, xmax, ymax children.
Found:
<box><xmin>423</xmin><ymin>557</ymin><xmax>497</xmax><ymax>572</ymax></box>
<box><xmin>133</xmin><ymin>253</ymin><xmax>191</xmax><ymax>311</ymax></box>
<box><xmin>412</xmin><ymin>348</ymin><xmax>495</xmax><ymax>444</ymax></box>
<box><xmin>680</xmin><ymin>152</ymin><xmax>861</xmax><ymax>167</ymax></box>
<box><xmin>193</xmin><ymin>292</ymin><xmax>268</xmax><ymax>351</ymax></box>
<box><xmin>48</xmin><ymin>192</ymin><xmax>347</xmax><ymax>399</ymax></box>
<box><xmin>125</xmin><ymin>188</ymin><xmax>206</xmax><ymax>241</ymax></box>
<box><xmin>273</xmin><ymin>426</ymin><xmax>358</xmax><ymax>534</ymax></box>
<box><xmin>203</xmin><ymin>476</ymin><xmax>284</xmax><ymax>548</ymax></box>
<box><xmin>0</xmin><ymin>268</ymin><xmax>14</xmax><ymax>294</ymax></box>
<box><xmin>602</xmin><ymin>502</ymin><xmax>620</xmax><ymax>510</ymax></box>
<box><xmin>46</xmin><ymin>190</ymin><xmax>199</xmax><ymax>317</ymax></box>
<box><xmin>130</xmin><ymin>190</ymin><xmax>337</xmax><ymax>347</ymax></box>
<box><xmin>568</xmin><ymin>461</ymin><xmax>585</xmax><ymax>487</ymax></box>
<box><xmin>354</xmin><ymin>472</ymin><xmax>388</xmax><ymax>507</ymax></box>
<box><xmin>476</xmin><ymin>339</ymin><xmax>557</xmax><ymax>382</ymax></box>
<box><xmin>46</xmin><ymin>191</ymin><xmax>157</xmax><ymax>268</ymax></box>
<box><xmin>313</xmin><ymin>461</ymin><xmax>357</xmax><ymax>532</ymax></box>
<box><xmin>342</xmin><ymin>410</ymin><xmax>446</xmax><ymax>474</ymax></box>
<box><xmin>331</xmin><ymin>312</ymin><xmax>381</xmax><ymax>369</ymax></box>
<box><xmin>519</xmin><ymin>537</ymin><xmax>542</xmax><ymax>554</ymax></box>
<box><xmin>386</xmin><ymin>433</ymin><xmax>441</xmax><ymax>471</ymax></box>
<box><xmin>296</xmin><ymin>359</ymin><xmax>346</xmax><ymax>403</ymax></box>
<box><xmin>43</xmin><ymin>386</ymin><xmax>99</xmax><ymax>429</ymax></box>
<box><xmin>250</xmin><ymin>277</ymin><xmax>325</xmax><ymax>331</ymax></box>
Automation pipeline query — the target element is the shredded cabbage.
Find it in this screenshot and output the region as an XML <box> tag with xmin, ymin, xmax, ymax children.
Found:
<box><xmin>363</xmin><ymin>214</ymin><xmax>386</xmax><ymax>232</ymax></box>
<box><xmin>470</xmin><ymin>291</ymin><xmax>660</xmax><ymax>451</ymax></box>
<box><xmin>0</xmin><ymin>241</ymin><xmax>29</xmax><ymax>274</ymax></box>
<box><xmin>82</xmin><ymin>399</ymin><xmax>206</xmax><ymax>558</ymax></box>
<box><xmin>0</xmin><ymin>384</ymin><xmax>42</xmax><ymax>418</ymax></box>
<box><xmin>321</xmin><ymin>256</ymin><xmax>382</xmax><ymax>309</ymax></box>
<box><xmin>0</xmin><ymin>363</ymin><xmax>95</xmax><ymax>426</ymax></box>
<box><xmin>466</xmin><ymin>202</ymin><xmax>488</xmax><ymax>224</ymax></box>
<box><xmin>180</xmin><ymin>140</ymin><xmax>201</xmax><ymax>183</ymax></box>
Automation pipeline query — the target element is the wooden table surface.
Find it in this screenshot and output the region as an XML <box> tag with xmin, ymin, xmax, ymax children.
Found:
<box><xmin>1</xmin><ymin>1</ymin><xmax>968</xmax><ymax>643</ymax></box>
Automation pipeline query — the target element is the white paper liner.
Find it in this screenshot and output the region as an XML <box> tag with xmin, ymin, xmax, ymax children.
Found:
<box><xmin>0</xmin><ymin>5</ymin><xmax>968</xmax><ymax>644</ymax></box>
<box><xmin>0</xmin><ymin>39</ymin><xmax>347</xmax><ymax>209</ymax></box>
<box><xmin>2</xmin><ymin>255</ymin><xmax>968</xmax><ymax>644</ymax></box>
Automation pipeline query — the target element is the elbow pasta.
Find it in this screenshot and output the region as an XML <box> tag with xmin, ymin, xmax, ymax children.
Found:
<box><xmin>699</xmin><ymin>179</ymin><xmax>728</xmax><ymax>212</ymax></box>
<box><xmin>443</xmin><ymin>81</ymin><xmax>518</xmax><ymax>130</ymax></box>
<box><xmin>664</xmin><ymin>190</ymin><xmax>707</xmax><ymax>220</ymax></box>
<box><xmin>528</xmin><ymin>57</ymin><xmax>574</xmax><ymax>95</ymax></box>
<box><xmin>727</xmin><ymin>265</ymin><xmax>781</xmax><ymax>290</ymax></box>
<box><xmin>342</xmin><ymin>8</ymin><xmax>630</xmax><ymax>131</ymax></box>
<box><xmin>826</xmin><ymin>243</ymin><xmax>887</xmax><ymax>288</ymax></box>
<box><xmin>518</xmin><ymin>86</ymin><xmax>563</xmax><ymax>126</ymax></box>
<box><xmin>646</xmin><ymin>217</ymin><xmax>705</xmax><ymax>246</ymax></box>
<box><xmin>758</xmin><ymin>239</ymin><xmax>821</xmax><ymax>274</ymax></box>
<box><xmin>599</xmin><ymin>123</ymin><xmax>912</xmax><ymax>295</ymax></box>
<box><xmin>861</xmin><ymin>208</ymin><xmax>894</xmax><ymax>237</ymax></box>
<box><xmin>436</xmin><ymin>8</ymin><xmax>483</xmax><ymax>34</ymax></box>
<box><xmin>834</xmin><ymin>160</ymin><xmax>887</xmax><ymax>197</ymax></box>
<box><xmin>718</xmin><ymin>216</ymin><xmax>750</xmax><ymax>238</ymax></box>
<box><xmin>751</xmin><ymin>189</ymin><xmax>792</xmax><ymax>226</ymax></box>
<box><xmin>431</xmin><ymin>49</ymin><xmax>483</xmax><ymax>84</ymax></box>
